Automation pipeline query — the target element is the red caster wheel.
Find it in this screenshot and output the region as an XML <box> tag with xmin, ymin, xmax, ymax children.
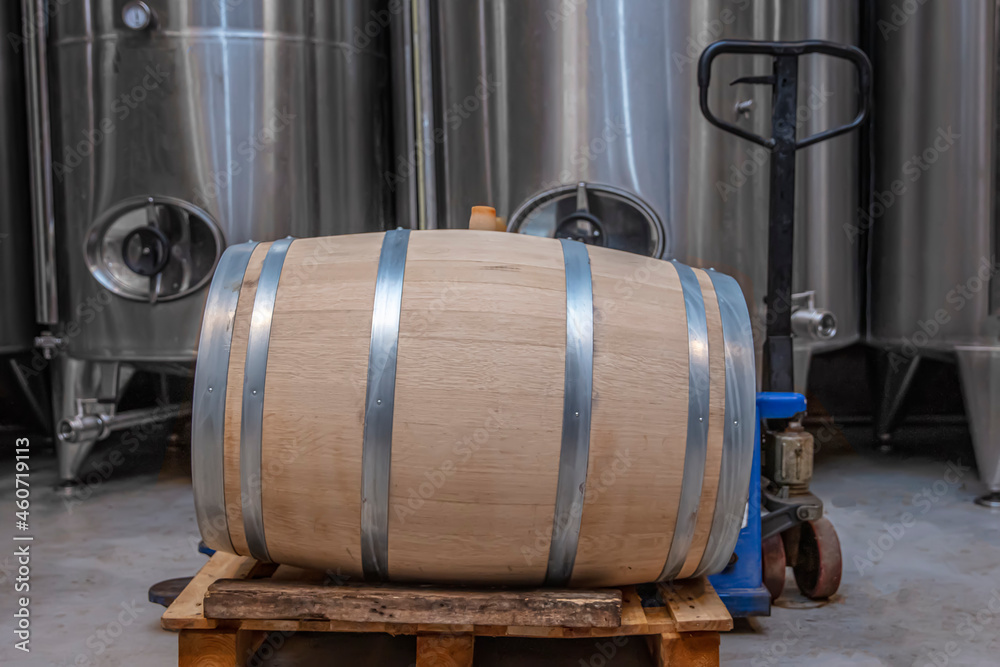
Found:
<box><xmin>762</xmin><ymin>533</ymin><xmax>787</xmax><ymax>601</ymax></box>
<box><xmin>792</xmin><ymin>517</ymin><xmax>842</xmax><ymax>600</ymax></box>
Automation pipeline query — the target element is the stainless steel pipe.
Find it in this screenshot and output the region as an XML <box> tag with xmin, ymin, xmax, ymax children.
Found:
<box><xmin>21</xmin><ymin>0</ymin><xmax>58</xmax><ymax>325</ymax></box>
<box><xmin>57</xmin><ymin>403</ymin><xmax>191</xmax><ymax>444</ymax></box>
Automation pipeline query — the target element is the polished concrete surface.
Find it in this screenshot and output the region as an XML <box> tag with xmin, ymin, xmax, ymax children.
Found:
<box><xmin>0</xmin><ymin>423</ymin><xmax>998</xmax><ymax>666</ymax></box>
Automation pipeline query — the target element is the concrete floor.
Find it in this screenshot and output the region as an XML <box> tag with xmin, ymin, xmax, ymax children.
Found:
<box><xmin>1</xmin><ymin>422</ymin><xmax>998</xmax><ymax>666</ymax></box>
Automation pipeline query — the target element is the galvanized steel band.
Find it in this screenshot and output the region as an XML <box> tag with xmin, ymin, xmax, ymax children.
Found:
<box><xmin>694</xmin><ymin>270</ymin><xmax>756</xmax><ymax>577</ymax></box>
<box><xmin>658</xmin><ymin>262</ymin><xmax>711</xmax><ymax>581</ymax></box>
<box><xmin>544</xmin><ymin>239</ymin><xmax>595</xmax><ymax>587</ymax></box>
<box><xmin>361</xmin><ymin>228</ymin><xmax>412</xmax><ymax>581</ymax></box>
<box><xmin>192</xmin><ymin>241</ymin><xmax>259</xmax><ymax>555</ymax></box>
<box><xmin>240</xmin><ymin>237</ymin><xmax>295</xmax><ymax>563</ymax></box>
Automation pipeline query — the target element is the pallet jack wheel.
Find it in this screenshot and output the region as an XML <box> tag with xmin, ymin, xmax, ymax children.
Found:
<box><xmin>792</xmin><ymin>516</ymin><xmax>842</xmax><ymax>600</ymax></box>
<box><xmin>762</xmin><ymin>532</ymin><xmax>787</xmax><ymax>601</ymax></box>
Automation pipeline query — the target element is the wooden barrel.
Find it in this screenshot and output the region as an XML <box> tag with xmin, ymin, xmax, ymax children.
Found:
<box><xmin>192</xmin><ymin>230</ymin><xmax>755</xmax><ymax>587</ymax></box>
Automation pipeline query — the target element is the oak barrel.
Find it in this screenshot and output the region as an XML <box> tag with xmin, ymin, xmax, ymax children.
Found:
<box><xmin>192</xmin><ymin>230</ymin><xmax>755</xmax><ymax>587</ymax></box>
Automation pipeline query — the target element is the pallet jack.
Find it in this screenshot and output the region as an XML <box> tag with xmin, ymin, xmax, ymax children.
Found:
<box><xmin>698</xmin><ymin>40</ymin><xmax>872</xmax><ymax>614</ymax></box>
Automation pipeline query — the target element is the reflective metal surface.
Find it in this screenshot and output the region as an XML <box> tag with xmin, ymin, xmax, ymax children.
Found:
<box><xmin>191</xmin><ymin>241</ymin><xmax>258</xmax><ymax>556</ymax></box>
<box><xmin>45</xmin><ymin>0</ymin><xmax>392</xmax><ymax>483</ymax></box>
<box><xmin>696</xmin><ymin>269</ymin><xmax>756</xmax><ymax>578</ymax></box>
<box><xmin>241</xmin><ymin>238</ymin><xmax>293</xmax><ymax>563</ymax></box>
<box><xmin>869</xmin><ymin>0</ymin><xmax>998</xmax><ymax>350</ymax></box>
<box><xmin>22</xmin><ymin>0</ymin><xmax>58</xmax><ymax>326</ymax></box>
<box><xmin>361</xmin><ymin>229</ymin><xmax>411</xmax><ymax>581</ymax></box>
<box><xmin>85</xmin><ymin>196</ymin><xmax>224</xmax><ymax>302</ymax></box>
<box><xmin>395</xmin><ymin>0</ymin><xmax>861</xmax><ymax>385</ymax></box>
<box><xmin>511</xmin><ymin>182</ymin><xmax>665</xmax><ymax>258</ymax></box>
<box><xmin>49</xmin><ymin>0</ymin><xmax>392</xmax><ymax>362</ymax></box>
<box><xmin>869</xmin><ymin>0</ymin><xmax>1000</xmax><ymax>495</ymax></box>
<box><xmin>659</xmin><ymin>262</ymin><xmax>710</xmax><ymax>581</ymax></box>
<box><xmin>956</xmin><ymin>348</ymin><xmax>1000</xmax><ymax>494</ymax></box>
<box><xmin>544</xmin><ymin>239</ymin><xmax>594</xmax><ymax>587</ymax></box>
<box><xmin>0</xmin><ymin>0</ymin><xmax>36</xmax><ymax>352</ymax></box>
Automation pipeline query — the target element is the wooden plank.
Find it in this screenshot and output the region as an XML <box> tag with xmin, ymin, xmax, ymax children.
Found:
<box><xmin>619</xmin><ymin>587</ymin><xmax>647</xmax><ymax>627</ymax></box>
<box><xmin>647</xmin><ymin>631</ymin><xmax>720</xmax><ymax>667</ymax></box>
<box><xmin>204</xmin><ymin>580</ymin><xmax>622</xmax><ymax>628</ymax></box>
<box><xmin>237</xmin><ymin>629</ymin><xmax>268</xmax><ymax>663</ymax></box>
<box><xmin>240</xmin><ymin>619</ymin><xmax>420</xmax><ymax>635</ymax></box>
<box><xmin>179</xmin><ymin>629</ymin><xmax>236</xmax><ymax>667</ymax></box>
<box><xmin>416</xmin><ymin>634</ymin><xmax>474</xmax><ymax>667</ymax></box>
<box><xmin>178</xmin><ymin>628</ymin><xmax>267</xmax><ymax>667</ymax></box>
<box><xmin>162</xmin><ymin>552</ymin><xmax>256</xmax><ymax>631</ymax></box>
<box><xmin>236</xmin><ymin>616</ymin><xmax>680</xmax><ymax>639</ymax></box>
<box><xmin>658</xmin><ymin>580</ymin><xmax>732</xmax><ymax>632</ymax></box>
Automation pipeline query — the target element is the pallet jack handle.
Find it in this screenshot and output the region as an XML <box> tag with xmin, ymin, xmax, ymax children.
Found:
<box><xmin>697</xmin><ymin>40</ymin><xmax>872</xmax><ymax>391</ymax></box>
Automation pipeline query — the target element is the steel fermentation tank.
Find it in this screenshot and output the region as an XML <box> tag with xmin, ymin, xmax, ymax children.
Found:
<box><xmin>0</xmin><ymin>1</ymin><xmax>35</xmax><ymax>357</ymax></box>
<box><xmin>392</xmin><ymin>0</ymin><xmax>862</xmax><ymax>391</ymax></box>
<box><xmin>869</xmin><ymin>0</ymin><xmax>1000</xmax><ymax>504</ymax></box>
<box><xmin>0</xmin><ymin>0</ymin><xmax>45</xmax><ymax>431</ymax></box>
<box><xmin>25</xmin><ymin>0</ymin><xmax>392</xmax><ymax>482</ymax></box>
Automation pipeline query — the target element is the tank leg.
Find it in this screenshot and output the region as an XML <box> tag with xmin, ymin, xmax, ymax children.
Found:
<box><xmin>52</xmin><ymin>357</ymin><xmax>121</xmax><ymax>486</ymax></box>
<box><xmin>872</xmin><ymin>349</ymin><xmax>921</xmax><ymax>449</ymax></box>
<box><xmin>955</xmin><ymin>347</ymin><xmax>1000</xmax><ymax>504</ymax></box>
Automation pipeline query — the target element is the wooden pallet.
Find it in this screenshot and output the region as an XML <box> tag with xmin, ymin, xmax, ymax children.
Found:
<box><xmin>162</xmin><ymin>552</ymin><xmax>733</xmax><ymax>666</ymax></box>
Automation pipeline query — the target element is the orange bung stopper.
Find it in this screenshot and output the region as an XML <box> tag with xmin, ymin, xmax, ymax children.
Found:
<box><xmin>469</xmin><ymin>206</ymin><xmax>505</xmax><ymax>232</ymax></box>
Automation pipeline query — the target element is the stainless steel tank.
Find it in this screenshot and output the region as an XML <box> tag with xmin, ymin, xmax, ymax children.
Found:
<box><xmin>393</xmin><ymin>0</ymin><xmax>861</xmax><ymax>391</ymax></box>
<box><xmin>869</xmin><ymin>0</ymin><xmax>1000</xmax><ymax>504</ymax></box>
<box><xmin>0</xmin><ymin>0</ymin><xmax>35</xmax><ymax>356</ymax></box>
<box><xmin>28</xmin><ymin>0</ymin><xmax>392</xmax><ymax>481</ymax></box>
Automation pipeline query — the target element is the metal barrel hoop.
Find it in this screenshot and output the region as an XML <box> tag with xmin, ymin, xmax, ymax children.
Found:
<box><xmin>240</xmin><ymin>238</ymin><xmax>295</xmax><ymax>563</ymax></box>
<box><xmin>192</xmin><ymin>241</ymin><xmax>260</xmax><ymax>555</ymax></box>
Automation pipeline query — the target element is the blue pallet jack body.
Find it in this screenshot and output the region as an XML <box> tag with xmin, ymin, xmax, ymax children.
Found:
<box><xmin>708</xmin><ymin>391</ymin><xmax>806</xmax><ymax>617</ymax></box>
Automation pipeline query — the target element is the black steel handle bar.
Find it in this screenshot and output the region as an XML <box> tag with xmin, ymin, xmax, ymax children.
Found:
<box><xmin>697</xmin><ymin>39</ymin><xmax>872</xmax><ymax>150</ymax></box>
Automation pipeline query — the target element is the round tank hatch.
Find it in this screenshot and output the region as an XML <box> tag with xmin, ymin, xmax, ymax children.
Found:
<box><xmin>85</xmin><ymin>196</ymin><xmax>224</xmax><ymax>302</ymax></box>
<box><xmin>508</xmin><ymin>183</ymin><xmax>666</xmax><ymax>258</ymax></box>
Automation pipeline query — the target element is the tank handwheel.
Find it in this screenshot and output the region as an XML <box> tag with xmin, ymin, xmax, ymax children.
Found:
<box><xmin>792</xmin><ymin>516</ymin><xmax>842</xmax><ymax>600</ymax></box>
<box><xmin>762</xmin><ymin>532</ymin><xmax>787</xmax><ymax>601</ymax></box>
